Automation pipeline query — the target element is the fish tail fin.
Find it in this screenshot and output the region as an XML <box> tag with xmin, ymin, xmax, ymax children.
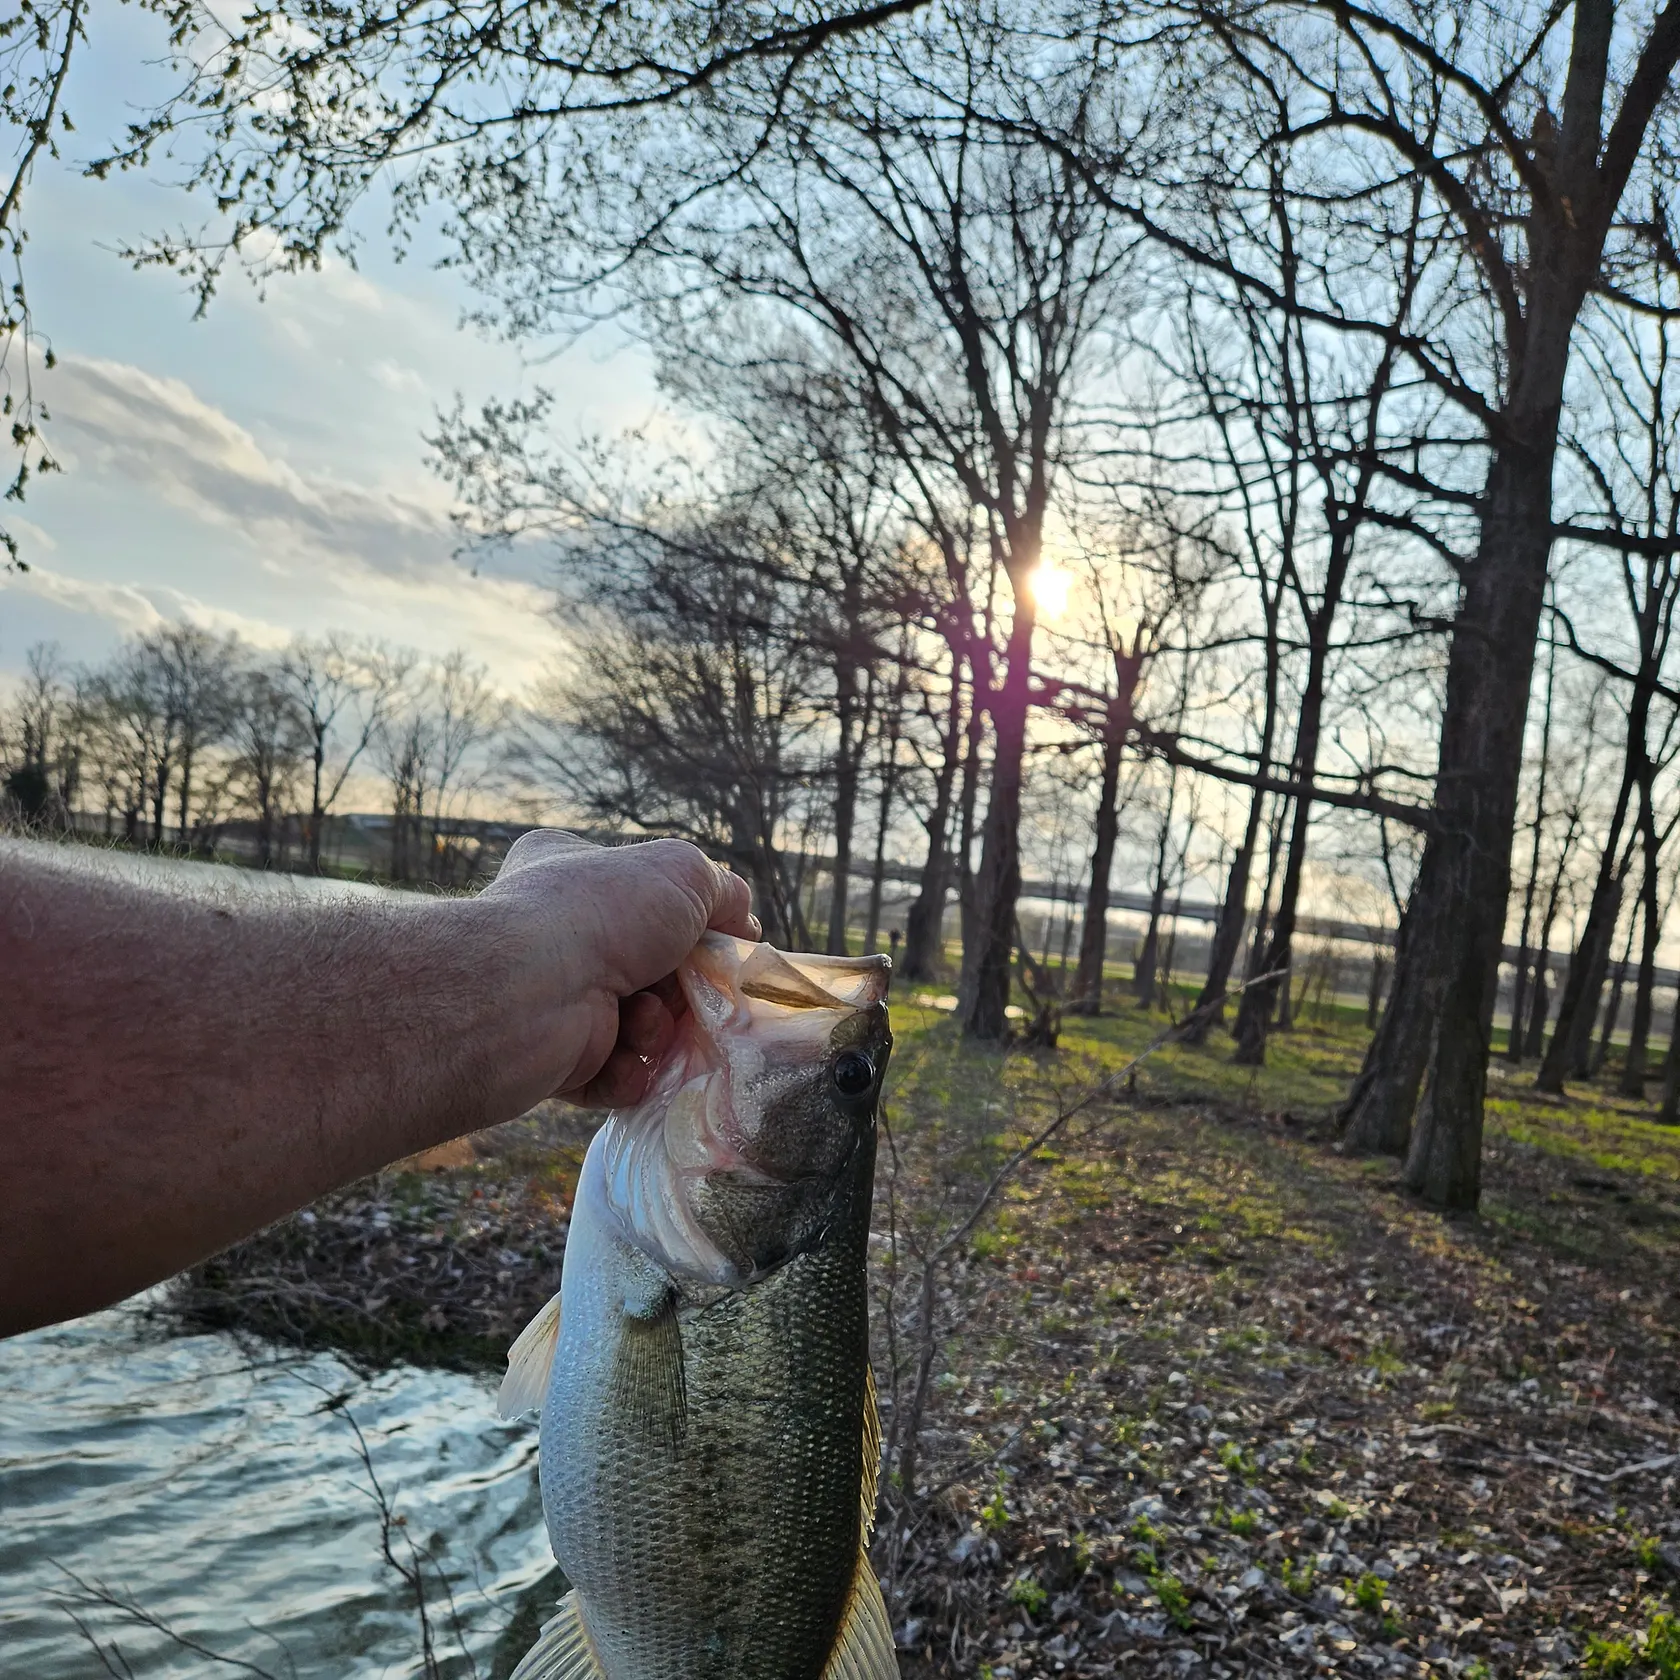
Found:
<box><xmin>821</xmin><ymin>1550</ymin><xmax>899</xmax><ymax>1679</ymax></box>
<box><xmin>508</xmin><ymin>1590</ymin><xmax>607</xmax><ymax>1680</ymax></box>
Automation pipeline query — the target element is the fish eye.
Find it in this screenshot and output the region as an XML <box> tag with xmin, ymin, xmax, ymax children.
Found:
<box><xmin>831</xmin><ymin>1050</ymin><xmax>875</xmax><ymax>1098</ymax></box>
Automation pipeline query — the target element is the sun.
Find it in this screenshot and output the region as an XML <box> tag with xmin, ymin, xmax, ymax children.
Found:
<box><xmin>1028</xmin><ymin>562</ymin><xmax>1072</xmax><ymax>622</ymax></box>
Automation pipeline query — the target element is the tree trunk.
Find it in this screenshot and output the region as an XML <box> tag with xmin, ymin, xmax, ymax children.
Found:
<box><xmin>1506</xmin><ymin>638</ymin><xmax>1556</xmax><ymax>1061</ymax></box>
<box><xmin>1245</xmin><ymin>794</ymin><xmax>1286</xmax><ymax>985</ymax></box>
<box><xmin>308</xmin><ymin>727</ymin><xmax>328</xmax><ymax>873</ymax></box>
<box><xmin>825</xmin><ymin>660</ymin><xmax>864</xmax><ymax>956</ymax></box>
<box><xmin>1594</xmin><ymin>909</ymin><xmax>1637</xmax><ymax>1077</ymax></box>
<box><xmin>1134</xmin><ymin>795</ymin><xmax>1176</xmax><ymax>1010</ymax></box>
<box><xmin>1525</xmin><ymin>845</ymin><xmax>1574</xmax><ymax>1057</ymax></box>
<box><xmin>1343</xmin><ymin>424</ymin><xmax>1561</xmax><ymax>1197</ymax></box>
<box><xmin>1507</xmin><ymin>944</ymin><xmax>1531</xmax><ymax>1063</ymax></box>
<box><xmin>1620</xmin><ymin>786</ymin><xmax>1663</xmax><ymax>1096</ymax></box>
<box><xmin>1539</xmin><ymin>753</ymin><xmax>1640</xmax><ymax>1090</ymax></box>
<box><xmin>177</xmin><ymin>740</ymin><xmax>195</xmax><ymax>850</ymax></box>
<box><xmin>1071</xmin><ymin>644</ymin><xmax>1142</xmax><ymax>1015</ymax></box>
<box><xmin>903</xmin><ymin>663</ymin><xmax>966</xmax><ymax>981</ymax></box>
<box><xmin>1566</xmin><ymin>863</ymin><xmax>1631</xmax><ymax>1079</ymax></box>
<box><xmin>1339</xmin><ymin>867</ymin><xmax>1437</xmax><ymax>1156</ymax></box>
<box><xmin>1524</xmin><ymin>954</ymin><xmax>1553</xmax><ymax>1060</ymax></box>
<box><xmin>1366</xmin><ymin>950</ymin><xmax>1389</xmax><ymax>1031</ymax></box>
<box><xmin>964</xmin><ymin>596</ymin><xmax>1035</xmax><ymax>1039</ymax></box>
<box><xmin>1071</xmin><ymin>711</ymin><xmax>1124</xmax><ymax>1015</ymax></box>
<box><xmin>1232</xmin><ymin>526</ymin><xmax>1350</xmax><ymax>1064</ymax></box>
<box><xmin>150</xmin><ymin>755</ymin><xmax>170</xmax><ymax>850</ymax></box>
<box><xmin>954</xmin><ymin>691</ymin><xmax>987</xmax><ymax>1015</ymax></box>
<box><xmin>1182</xmin><ymin>792</ymin><xmax>1262</xmax><ymax>1045</ymax></box>
<box><xmin>862</xmin><ymin>718</ymin><xmax>903</xmax><ymax>956</ymax></box>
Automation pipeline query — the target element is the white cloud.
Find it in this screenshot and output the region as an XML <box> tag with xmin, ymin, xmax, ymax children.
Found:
<box><xmin>14</xmin><ymin>353</ymin><xmax>567</xmax><ymax>688</ymax></box>
<box><xmin>49</xmin><ymin>354</ymin><xmax>451</xmax><ymax>563</ymax></box>
<box><xmin>3</xmin><ymin>567</ymin><xmax>168</xmax><ymax>636</ymax></box>
<box><xmin>3</xmin><ymin>565</ymin><xmax>298</xmax><ymax>647</ymax></box>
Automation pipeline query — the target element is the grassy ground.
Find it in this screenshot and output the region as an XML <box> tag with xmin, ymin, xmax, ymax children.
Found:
<box><xmin>876</xmin><ymin>992</ymin><xmax>1680</xmax><ymax>1680</ymax></box>
<box><xmin>172</xmin><ymin>977</ymin><xmax>1680</xmax><ymax>1680</ymax></box>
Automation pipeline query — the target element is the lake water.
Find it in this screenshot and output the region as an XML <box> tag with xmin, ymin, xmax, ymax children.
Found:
<box><xmin>0</xmin><ymin>841</ymin><xmax>557</xmax><ymax>1676</ymax></box>
<box><xmin>0</xmin><ymin>1306</ymin><xmax>558</xmax><ymax>1679</ymax></box>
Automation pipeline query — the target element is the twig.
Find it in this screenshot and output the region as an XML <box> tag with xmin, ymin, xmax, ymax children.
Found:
<box><xmin>50</xmin><ymin>1563</ymin><xmax>284</xmax><ymax>1678</ymax></box>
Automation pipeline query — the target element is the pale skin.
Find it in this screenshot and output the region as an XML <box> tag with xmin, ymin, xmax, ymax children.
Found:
<box><xmin>0</xmin><ymin>830</ymin><xmax>758</xmax><ymax>1338</ymax></box>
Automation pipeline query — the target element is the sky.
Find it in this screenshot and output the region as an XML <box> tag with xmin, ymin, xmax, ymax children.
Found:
<box><xmin>0</xmin><ymin>7</ymin><xmax>661</xmax><ymax>693</ymax></box>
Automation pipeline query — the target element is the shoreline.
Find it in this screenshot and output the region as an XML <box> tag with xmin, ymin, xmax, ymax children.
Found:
<box><xmin>168</xmin><ymin>1107</ymin><xmax>589</xmax><ymax>1372</ymax></box>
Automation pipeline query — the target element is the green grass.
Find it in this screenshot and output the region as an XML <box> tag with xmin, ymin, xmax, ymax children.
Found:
<box><xmin>883</xmin><ymin>974</ymin><xmax>1680</xmax><ymax>1288</ymax></box>
<box><xmin>1282</xmin><ymin>1556</ymin><xmax>1316</xmax><ymax>1597</ymax></box>
<box><xmin>1007</xmin><ymin>1576</ymin><xmax>1048</xmax><ymax>1616</ymax></box>
<box><xmin>1587</xmin><ymin>1635</ymin><xmax>1637</xmax><ymax>1677</ymax></box>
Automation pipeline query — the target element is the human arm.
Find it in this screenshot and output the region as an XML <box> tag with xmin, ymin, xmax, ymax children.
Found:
<box><xmin>0</xmin><ymin>831</ymin><xmax>755</xmax><ymax>1337</ymax></box>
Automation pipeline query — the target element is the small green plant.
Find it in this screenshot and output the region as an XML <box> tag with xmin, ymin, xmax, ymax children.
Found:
<box><xmin>1219</xmin><ymin>1441</ymin><xmax>1255</xmax><ymax>1477</ymax></box>
<box><xmin>1646</xmin><ymin>1611</ymin><xmax>1680</xmax><ymax>1680</ymax></box>
<box><xmin>1152</xmin><ymin>1570</ymin><xmax>1195</xmax><ymax>1631</ymax></box>
<box><xmin>1222</xmin><ymin>1507</ymin><xmax>1260</xmax><ymax>1538</ymax></box>
<box><xmin>1130</xmin><ymin>1515</ymin><xmax>1165</xmax><ymax>1547</ymax></box>
<box><xmin>1352</xmin><ymin>1573</ymin><xmax>1386</xmax><ymax>1614</ymax></box>
<box><xmin>1297</xmin><ymin>1447</ymin><xmax>1316</xmax><ymax>1471</ymax></box>
<box><xmin>1381</xmin><ymin>1613</ymin><xmax>1404</xmax><ymax>1641</ymax></box>
<box><xmin>1008</xmin><ymin>1576</ymin><xmax>1048</xmax><ymax>1617</ymax></box>
<box><xmin>1584</xmin><ymin>1635</ymin><xmax>1636</xmax><ymax>1677</ymax></box>
<box><xmin>1461</xmin><ymin>1661</ymin><xmax>1491</xmax><ymax>1680</ymax></box>
<box><xmin>979</xmin><ymin>1478</ymin><xmax>1009</xmax><ymax>1533</ymax></box>
<box><xmin>1282</xmin><ymin>1556</ymin><xmax>1316</xmax><ymax>1597</ymax></box>
<box><xmin>1325</xmin><ymin>1495</ymin><xmax>1351</xmax><ymax>1520</ymax></box>
<box><xmin>1073</xmin><ymin>1533</ymin><xmax>1095</xmax><ymax>1573</ymax></box>
<box><xmin>1636</xmin><ymin>1535</ymin><xmax>1665</xmax><ymax>1571</ymax></box>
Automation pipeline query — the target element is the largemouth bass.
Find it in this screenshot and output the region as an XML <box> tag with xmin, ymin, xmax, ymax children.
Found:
<box><xmin>498</xmin><ymin>932</ymin><xmax>898</xmax><ymax>1680</ymax></box>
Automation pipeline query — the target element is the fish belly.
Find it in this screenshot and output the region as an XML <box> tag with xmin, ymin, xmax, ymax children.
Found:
<box><xmin>540</xmin><ymin>1195</ymin><xmax>870</xmax><ymax>1680</ymax></box>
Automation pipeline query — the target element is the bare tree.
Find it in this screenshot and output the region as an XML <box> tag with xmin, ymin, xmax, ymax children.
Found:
<box><xmin>229</xmin><ymin>665</ymin><xmax>311</xmax><ymax>868</ymax></box>
<box><xmin>2</xmin><ymin>642</ymin><xmax>72</xmax><ymax>823</ymax></box>
<box><xmin>503</xmin><ymin>514</ymin><xmax>824</xmax><ymax>942</ymax></box>
<box><xmin>281</xmin><ymin>636</ymin><xmax>407</xmax><ymax>873</ymax></box>
<box><xmin>378</xmin><ymin>653</ymin><xmax>506</xmax><ymax>886</ymax></box>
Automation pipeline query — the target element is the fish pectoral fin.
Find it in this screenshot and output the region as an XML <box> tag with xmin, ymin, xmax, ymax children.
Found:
<box><xmin>822</xmin><ymin>1550</ymin><xmax>900</xmax><ymax>1680</ymax></box>
<box><xmin>498</xmin><ymin>1290</ymin><xmax>562</xmax><ymax>1420</ymax></box>
<box><xmin>508</xmin><ymin>1591</ymin><xmax>606</xmax><ymax>1680</ymax></box>
<box><xmin>610</xmin><ymin>1286</ymin><xmax>688</xmax><ymax>1449</ymax></box>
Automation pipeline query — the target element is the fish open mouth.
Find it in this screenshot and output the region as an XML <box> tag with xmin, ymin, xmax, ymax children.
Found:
<box><xmin>594</xmin><ymin>934</ymin><xmax>892</xmax><ymax>1284</ymax></box>
<box><xmin>692</xmin><ymin>936</ymin><xmax>891</xmax><ymax>1017</ymax></box>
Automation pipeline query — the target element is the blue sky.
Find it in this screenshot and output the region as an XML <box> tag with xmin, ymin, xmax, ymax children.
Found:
<box><xmin>0</xmin><ymin>6</ymin><xmax>660</xmax><ymax>690</ymax></box>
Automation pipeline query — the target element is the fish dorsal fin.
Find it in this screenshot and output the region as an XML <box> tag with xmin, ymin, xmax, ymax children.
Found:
<box><xmin>821</xmin><ymin>1552</ymin><xmax>900</xmax><ymax>1680</ymax></box>
<box><xmin>497</xmin><ymin>1291</ymin><xmax>562</xmax><ymax>1420</ymax></box>
<box><xmin>861</xmin><ymin>1363</ymin><xmax>881</xmax><ymax>1542</ymax></box>
<box><xmin>508</xmin><ymin>1591</ymin><xmax>606</xmax><ymax>1680</ymax></box>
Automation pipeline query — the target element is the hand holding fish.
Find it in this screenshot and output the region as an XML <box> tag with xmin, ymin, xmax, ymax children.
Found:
<box><xmin>0</xmin><ymin>831</ymin><xmax>759</xmax><ymax>1336</ymax></box>
<box><xmin>477</xmin><ymin>829</ymin><xmax>761</xmax><ymax>1109</ymax></box>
